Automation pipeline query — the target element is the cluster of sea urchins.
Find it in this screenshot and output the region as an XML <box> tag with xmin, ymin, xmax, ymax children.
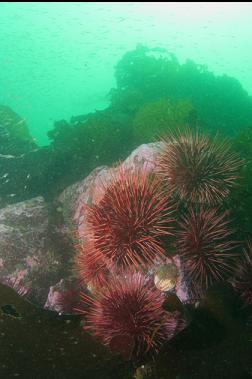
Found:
<box><xmin>76</xmin><ymin>128</ymin><xmax>243</xmax><ymax>358</ymax></box>
<box><xmin>156</xmin><ymin>129</ymin><xmax>241</xmax><ymax>298</ymax></box>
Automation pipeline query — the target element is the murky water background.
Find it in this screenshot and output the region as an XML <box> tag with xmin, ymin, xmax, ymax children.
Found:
<box><xmin>1</xmin><ymin>2</ymin><xmax>251</xmax><ymax>144</ymax></box>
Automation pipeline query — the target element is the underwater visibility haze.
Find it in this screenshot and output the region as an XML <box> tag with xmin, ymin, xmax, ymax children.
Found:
<box><xmin>0</xmin><ymin>2</ymin><xmax>252</xmax><ymax>379</ymax></box>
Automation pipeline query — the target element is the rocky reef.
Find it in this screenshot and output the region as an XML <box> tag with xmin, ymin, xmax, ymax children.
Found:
<box><xmin>1</xmin><ymin>45</ymin><xmax>252</xmax><ymax>378</ymax></box>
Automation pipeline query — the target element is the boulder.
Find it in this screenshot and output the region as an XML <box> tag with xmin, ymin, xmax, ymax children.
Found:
<box><xmin>57</xmin><ymin>143</ymin><xmax>190</xmax><ymax>306</ymax></box>
<box><xmin>58</xmin><ymin>143</ymin><xmax>161</xmax><ymax>236</ymax></box>
<box><xmin>0</xmin><ymin>143</ymin><xmax>189</xmax><ymax>313</ymax></box>
<box><xmin>0</xmin><ymin>196</ymin><xmax>73</xmax><ymax>307</ymax></box>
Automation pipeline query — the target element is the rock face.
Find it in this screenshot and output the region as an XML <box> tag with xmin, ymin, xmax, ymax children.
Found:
<box><xmin>57</xmin><ymin>142</ymin><xmax>189</xmax><ymax>306</ymax></box>
<box><xmin>0</xmin><ymin>196</ymin><xmax>73</xmax><ymax>307</ymax></box>
<box><xmin>46</xmin><ymin>143</ymin><xmax>165</xmax><ymax>312</ymax></box>
<box><xmin>58</xmin><ymin>143</ymin><xmax>161</xmax><ymax>237</ymax></box>
<box><xmin>0</xmin><ymin>143</ymin><xmax>189</xmax><ymax>312</ymax></box>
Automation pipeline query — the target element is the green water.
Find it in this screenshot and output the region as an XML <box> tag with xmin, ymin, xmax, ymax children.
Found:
<box><xmin>1</xmin><ymin>2</ymin><xmax>252</xmax><ymax>145</ymax></box>
<box><xmin>1</xmin><ymin>3</ymin><xmax>252</xmax><ymax>379</ymax></box>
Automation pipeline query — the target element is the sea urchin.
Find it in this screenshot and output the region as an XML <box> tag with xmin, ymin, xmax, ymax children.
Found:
<box><xmin>232</xmin><ymin>243</ymin><xmax>252</xmax><ymax>307</ymax></box>
<box><xmin>156</xmin><ymin>129</ymin><xmax>241</xmax><ymax>204</ymax></box>
<box><xmin>177</xmin><ymin>207</ymin><xmax>238</xmax><ymax>297</ymax></box>
<box><xmin>79</xmin><ymin>271</ymin><xmax>184</xmax><ymax>359</ymax></box>
<box><xmin>77</xmin><ymin>165</ymin><xmax>175</xmax><ymax>286</ymax></box>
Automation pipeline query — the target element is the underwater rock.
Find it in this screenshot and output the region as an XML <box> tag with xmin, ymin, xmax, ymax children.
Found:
<box><xmin>0</xmin><ymin>196</ymin><xmax>72</xmax><ymax>307</ymax></box>
<box><xmin>58</xmin><ymin>143</ymin><xmax>190</xmax><ymax>304</ymax></box>
<box><xmin>0</xmin><ymin>142</ymin><xmax>190</xmax><ymax>312</ymax></box>
<box><xmin>44</xmin><ymin>278</ymin><xmax>84</xmax><ymax>314</ymax></box>
<box><xmin>0</xmin><ymin>282</ymin><xmax>123</xmax><ymax>379</ymax></box>
<box><xmin>58</xmin><ymin>165</ymin><xmax>110</xmax><ymax>238</ymax></box>
<box><xmin>58</xmin><ymin>142</ymin><xmax>161</xmax><ymax>239</ymax></box>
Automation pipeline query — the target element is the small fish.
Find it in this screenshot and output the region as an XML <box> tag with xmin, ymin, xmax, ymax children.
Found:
<box><xmin>14</xmin><ymin>119</ymin><xmax>25</xmax><ymax>126</ymax></box>
<box><xmin>0</xmin><ymin>126</ymin><xmax>9</xmax><ymax>138</ymax></box>
<box><xmin>0</xmin><ymin>154</ymin><xmax>15</xmax><ymax>159</ymax></box>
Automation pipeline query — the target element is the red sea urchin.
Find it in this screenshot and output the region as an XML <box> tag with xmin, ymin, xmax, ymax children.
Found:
<box><xmin>156</xmin><ymin>129</ymin><xmax>241</xmax><ymax>204</ymax></box>
<box><xmin>76</xmin><ymin>242</ymin><xmax>111</xmax><ymax>290</ymax></box>
<box><xmin>79</xmin><ymin>271</ymin><xmax>184</xmax><ymax>359</ymax></box>
<box><xmin>232</xmin><ymin>243</ymin><xmax>252</xmax><ymax>307</ymax></box>
<box><xmin>177</xmin><ymin>207</ymin><xmax>238</xmax><ymax>297</ymax></box>
<box><xmin>77</xmin><ymin>166</ymin><xmax>175</xmax><ymax>286</ymax></box>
